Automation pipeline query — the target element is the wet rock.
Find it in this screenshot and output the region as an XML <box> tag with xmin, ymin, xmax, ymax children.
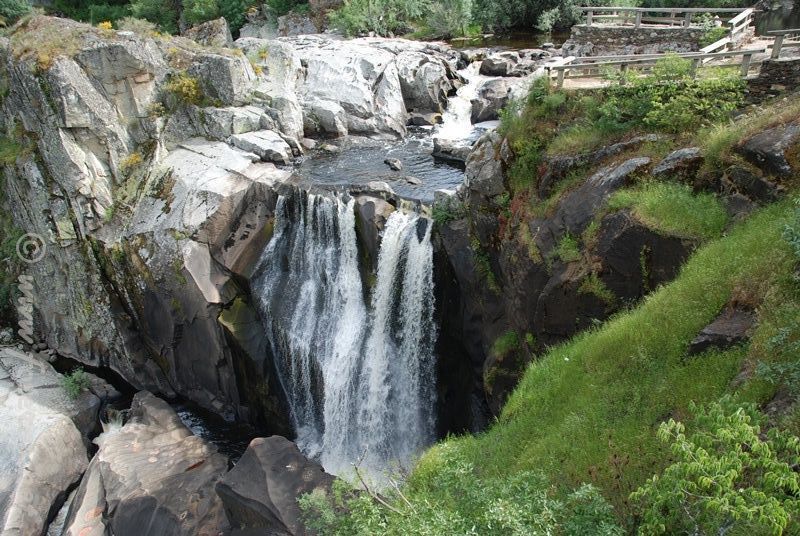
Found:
<box><xmin>480</xmin><ymin>52</ymin><xmax>519</xmax><ymax>76</ymax></box>
<box><xmin>652</xmin><ymin>147</ymin><xmax>703</xmax><ymax>178</ymax></box>
<box><xmin>228</xmin><ymin>130</ymin><xmax>293</xmax><ymax>164</ymax></box>
<box><xmin>723</xmin><ymin>165</ymin><xmax>784</xmax><ymax>203</ymax></box>
<box><xmin>466</xmin><ymin>131</ymin><xmax>508</xmax><ymax>199</ymax></box>
<box><xmin>305</xmin><ymin>99</ymin><xmax>349</xmax><ymax>137</ymax></box>
<box><xmin>183</xmin><ymin>17</ymin><xmax>233</xmax><ymax>48</ymax></box>
<box><xmin>470</xmin><ymin>78</ymin><xmax>512</xmax><ymax>123</ymax></box>
<box><xmin>300</xmin><ymin>138</ymin><xmax>317</xmax><ymax>150</ymax></box>
<box><xmin>433</xmin><ymin>137</ymin><xmax>472</xmax><ymax>164</ymax></box>
<box><xmin>319</xmin><ymin>143</ymin><xmax>340</xmax><ymax>154</ymax></box>
<box><xmin>384</xmin><ymin>157</ymin><xmax>403</xmax><ymax>171</ymax></box>
<box><xmin>688</xmin><ymin>308</ymin><xmax>756</xmax><ymax>355</ymax></box>
<box><xmin>0</xmin><ymin>328</ymin><xmax>12</xmax><ymax>344</ymax></box>
<box><xmin>738</xmin><ymin>122</ymin><xmax>800</xmax><ymax>177</ymax></box>
<box><xmin>61</xmin><ymin>392</ymin><xmax>230</xmax><ymax>536</ymax></box>
<box><xmin>724</xmin><ymin>193</ymin><xmax>757</xmax><ymax>222</ymax></box>
<box><xmin>216</xmin><ymin>436</ymin><xmax>335</xmax><ymax>536</ymax></box>
<box><xmin>409</xmin><ymin>111</ymin><xmax>443</xmax><ymax>126</ymax></box>
<box><xmin>0</xmin><ymin>349</ymin><xmax>98</xmax><ymax>536</ymax></box>
<box><xmin>406</xmin><ymin>176</ymin><xmax>423</xmax><ymax>186</ymax></box>
<box><xmin>355</xmin><ymin>196</ymin><xmax>396</xmax><ymax>266</ymax></box>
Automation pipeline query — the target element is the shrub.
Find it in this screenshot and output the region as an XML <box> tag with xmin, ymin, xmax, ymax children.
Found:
<box><xmin>119</xmin><ymin>152</ymin><xmax>143</xmax><ymax>175</ymax></box>
<box><xmin>96</xmin><ymin>20</ymin><xmax>113</xmax><ymax>30</ymax></box>
<box><xmin>116</xmin><ymin>16</ymin><xmax>158</xmax><ymax>35</ymax></box>
<box><xmin>553</xmin><ymin>233</ymin><xmax>581</xmax><ymax>263</ymax></box>
<box><xmin>61</xmin><ymin>368</ymin><xmax>92</xmax><ymax>399</ymax></box>
<box><xmin>219</xmin><ymin>0</ymin><xmax>249</xmax><ymax>34</ymax></box>
<box><xmin>0</xmin><ymin>0</ymin><xmax>32</xmax><ymax>25</ymax></box>
<box><xmin>163</xmin><ymin>72</ymin><xmax>203</xmax><ymax>106</ymax></box>
<box><xmin>266</xmin><ymin>0</ymin><xmax>307</xmax><ymax>17</ymax></box>
<box><xmin>632</xmin><ymin>398</ymin><xmax>800</xmax><ymax>535</ymax></box>
<box><xmin>699</xmin><ymin>25</ymin><xmax>728</xmax><ymax>47</ymax></box>
<box><xmin>328</xmin><ymin>0</ymin><xmax>428</xmax><ymax>36</ymax></box>
<box><xmin>183</xmin><ymin>0</ymin><xmax>220</xmax><ymax>25</ymax></box>
<box><xmin>425</xmin><ymin>0</ymin><xmax>472</xmax><ymax>38</ymax></box>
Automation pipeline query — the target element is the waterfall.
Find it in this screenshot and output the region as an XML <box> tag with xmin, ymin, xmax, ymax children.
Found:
<box><xmin>435</xmin><ymin>62</ymin><xmax>486</xmax><ymax>141</ymax></box>
<box><xmin>252</xmin><ymin>191</ymin><xmax>437</xmax><ymax>480</ymax></box>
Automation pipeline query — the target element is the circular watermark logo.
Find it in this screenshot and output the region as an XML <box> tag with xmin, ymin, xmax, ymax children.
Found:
<box><xmin>16</xmin><ymin>233</ymin><xmax>46</xmax><ymax>264</ymax></box>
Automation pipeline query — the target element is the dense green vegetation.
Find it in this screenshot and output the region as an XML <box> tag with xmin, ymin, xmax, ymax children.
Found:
<box><xmin>60</xmin><ymin>367</ymin><xmax>92</xmax><ymax>398</ymax></box>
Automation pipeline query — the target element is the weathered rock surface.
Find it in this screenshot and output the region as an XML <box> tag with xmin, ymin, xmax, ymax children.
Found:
<box><xmin>0</xmin><ymin>349</ymin><xmax>97</xmax><ymax>536</ymax></box>
<box><xmin>228</xmin><ymin>130</ymin><xmax>293</xmax><ymax>164</ymax></box>
<box><xmin>738</xmin><ymin>122</ymin><xmax>800</xmax><ymax>177</ymax></box>
<box><xmin>188</xmin><ymin>52</ymin><xmax>257</xmax><ymax>106</ymax></box>
<box><xmin>688</xmin><ymin>308</ymin><xmax>756</xmax><ymax>355</ymax></box>
<box><xmin>722</xmin><ymin>165</ymin><xmax>785</xmax><ymax>203</ymax></box>
<box><xmin>652</xmin><ymin>147</ymin><xmax>703</xmax><ymax>178</ymax></box>
<box><xmin>277</xmin><ymin>13</ymin><xmax>319</xmax><ymax>36</ymax></box>
<box><xmin>433</xmin><ymin>137</ymin><xmax>473</xmax><ymax>164</ymax></box>
<box><xmin>183</xmin><ymin>17</ymin><xmax>233</xmax><ymax>48</ymax></box>
<box><xmin>61</xmin><ymin>391</ymin><xmax>230</xmax><ymax>536</ymax></box>
<box><xmin>216</xmin><ymin>436</ymin><xmax>335</xmax><ymax>536</ymax></box>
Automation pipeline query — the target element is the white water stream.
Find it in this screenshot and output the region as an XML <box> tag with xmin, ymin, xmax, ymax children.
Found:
<box><xmin>252</xmin><ymin>192</ymin><xmax>436</xmax><ymax>480</ymax></box>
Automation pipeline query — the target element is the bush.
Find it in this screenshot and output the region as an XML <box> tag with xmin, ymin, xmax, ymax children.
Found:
<box><xmin>597</xmin><ymin>55</ymin><xmax>745</xmax><ymax>134</ymax></box>
<box><xmin>425</xmin><ymin>0</ymin><xmax>472</xmax><ymax>38</ymax></box>
<box><xmin>183</xmin><ymin>0</ymin><xmax>219</xmax><ymax>25</ymax></box>
<box><xmin>328</xmin><ymin>0</ymin><xmax>428</xmax><ymax>36</ymax></box>
<box><xmin>299</xmin><ymin>446</ymin><xmax>624</xmax><ymax>535</ymax></box>
<box><xmin>163</xmin><ymin>72</ymin><xmax>203</xmax><ymax>106</ymax></box>
<box><xmin>61</xmin><ymin>368</ymin><xmax>92</xmax><ymax>399</ymax></box>
<box><xmin>266</xmin><ymin>0</ymin><xmax>307</xmax><ymax>17</ymax></box>
<box><xmin>219</xmin><ymin>0</ymin><xmax>249</xmax><ymax>34</ymax></box>
<box><xmin>632</xmin><ymin>398</ymin><xmax>800</xmax><ymax>535</ymax></box>
<box><xmin>0</xmin><ymin>0</ymin><xmax>32</xmax><ymax>25</ymax></box>
<box><xmin>116</xmin><ymin>16</ymin><xmax>158</xmax><ymax>34</ymax></box>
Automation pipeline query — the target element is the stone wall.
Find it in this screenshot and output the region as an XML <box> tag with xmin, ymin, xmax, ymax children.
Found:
<box><xmin>562</xmin><ymin>24</ymin><xmax>707</xmax><ymax>56</ymax></box>
<box><xmin>748</xmin><ymin>58</ymin><xmax>800</xmax><ymax>100</ymax></box>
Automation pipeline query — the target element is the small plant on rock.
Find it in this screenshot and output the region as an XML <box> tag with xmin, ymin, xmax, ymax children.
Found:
<box><xmin>61</xmin><ymin>368</ymin><xmax>91</xmax><ymax>399</ymax></box>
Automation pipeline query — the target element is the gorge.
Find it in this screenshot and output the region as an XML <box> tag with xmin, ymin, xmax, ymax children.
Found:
<box><xmin>1</xmin><ymin>5</ymin><xmax>799</xmax><ymax>535</ymax></box>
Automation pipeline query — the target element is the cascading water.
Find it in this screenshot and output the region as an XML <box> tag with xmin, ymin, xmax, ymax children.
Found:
<box><xmin>252</xmin><ymin>191</ymin><xmax>437</xmax><ymax>480</ymax></box>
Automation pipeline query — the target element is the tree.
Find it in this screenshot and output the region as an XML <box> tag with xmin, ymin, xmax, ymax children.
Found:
<box><xmin>130</xmin><ymin>0</ymin><xmax>179</xmax><ymax>32</ymax></box>
<box><xmin>218</xmin><ymin>0</ymin><xmax>248</xmax><ymax>35</ymax></box>
<box><xmin>631</xmin><ymin>398</ymin><xmax>800</xmax><ymax>535</ymax></box>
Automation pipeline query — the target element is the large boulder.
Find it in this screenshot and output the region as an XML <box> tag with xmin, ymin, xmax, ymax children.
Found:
<box><xmin>277</xmin><ymin>13</ymin><xmax>319</xmax><ymax>36</ymax></box>
<box><xmin>470</xmin><ymin>78</ymin><xmax>512</xmax><ymax>123</ymax></box>
<box><xmin>183</xmin><ymin>17</ymin><xmax>233</xmax><ymax>48</ymax></box>
<box><xmin>688</xmin><ymin>307</ymin><xmax>756</xmax><ymax>355</ymax></box>
<box><xmin>216</xmin><ymin>436</ymin><xmax>335</xmax><ymax>535</ymax></box>
<box><xmin>396</xmin><ymin>50</ymin><xmax>457</xmax><ymax>114</ymax></box>
<box><xmin>61</xmin><ymin>391</ymin><xmax>230</xmax><ymax>536</ymax></box>
<box><xmin>188</xmin><ymin>53</ymin><xmax>257</xmax><ymax>106</ymax></box>
<box><xmin>228</xmin><ymin>130</ymin><xmax>293</xmax><ymax>164</ymax></box>
<box><xmin>738</xmin><ymin>122</ymin><xmax>800</xmax><ymax>177</ymax></box>
<box><xmin>0</xmin><ymin>349</ymin><xmax>98</xmax><ymax>536</ymax></box>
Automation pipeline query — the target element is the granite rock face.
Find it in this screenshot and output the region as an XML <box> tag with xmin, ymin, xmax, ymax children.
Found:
<box><xmin>216</xmin><ymin>436</ymin><xmax>335</xmax><ymax>536</ymax></box>
<box><xmin>61</xmin><ymin>391</ymin><xmax>230</xmax><ymax>536</ymax></box>
<box><xmin>0</xmin><ymin>349</ymin><xmax>98</xmax><ymax>536</ymax></box>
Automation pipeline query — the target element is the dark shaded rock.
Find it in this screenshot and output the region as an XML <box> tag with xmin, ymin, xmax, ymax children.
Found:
<box><xmin>470</xmin><ymin>78</ymin><xmax>512</xmax><ymax>123</ymax></box>
<box><xmin>594</xmin><ymin>211</ymin><xmax>696</xmax><ymax>300</ymax></box>
<box><xmin>480</xmin><ymin>53</ymin><xmax>518</xmax><ymax>76</ymax></box>
<box><xmin>538</xmin><ymin>135</ymin><xmax>660</xmax><ymax>198</ymax></box>
<box><xmin>216</xmin><ymin>436</ymin><xmax>335</xmax><ymax>536</ymax></box>
<box><xmin>723</xmin><ymin>192</ymin><xmax>756</xmax><ymax>222</ymax></box>
<box><xmin>354</xmin><ymin>196</ymin><xmax>396</xmax><ymax>269</ymax></box>
<box><xmin>408</xmin><ymin>111</ymin><xmax>443</xmax><ymax>126</ymax></box>
<box><xmin>62</xmin><ymin>391</ymin><xmax>230</xmax><ymax>536</ymax></box>
<box><xmin>183</xmin><ymin>17</ymin><xmax>233</xmax><ymax>48</ymax></box>
<box><xmin>738</xmin><ymin>122</ymin><xmax>800</xmax><ymax>177</ymax></box>
<box><xmin>384</xmin><ymin>157</ymin><xmax>403</xmax><ymax>171</ymax></box>
<box><xmin>652</xmin><ymin>147</ymin><xmax>703</xmax><ymax>178</ymax></box>
<box><xmin>723</xmin><ymin>165</ymin><xmax>784</xmax><ymax>203</ymax></box>
<box><xmin>277</xmin><ymin>13</ymin><xmax>319</xmax><ymax>36</ymax></box>
<box><xmin>465</xmin><ymin>131</ymin><xmax>509</xmax><ymax>200</ymax></box>
<box><xmin>688</xmin><ymin>308</ymin><xmax>756</xmax><ymax>355</ymax></box>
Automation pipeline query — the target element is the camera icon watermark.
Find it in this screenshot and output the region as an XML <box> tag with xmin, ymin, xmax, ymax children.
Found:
<box><xmin>16</xmin><ymin>233</ymin><xmax>46</xmax><ymax>264</ymax></box>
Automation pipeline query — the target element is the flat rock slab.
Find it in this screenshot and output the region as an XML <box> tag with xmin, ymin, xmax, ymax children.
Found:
<box><xmin>738</xmin><ymin>122</ymin><xmax>800</xmax><ymax>177</ymax></box>
<box><xmin>688</xmin><ymin>308</ymin><xmax>756</xmax><ymax>355</ymax></box>
<box><xmin>228</xmin><ymin>130</ymin><xmax>293</xmax><ymax>165</ymax></box>
<box><xmin>216</xmin><ymin>436</ymin><xmax>335</xmax><ymax>536</ymax></box>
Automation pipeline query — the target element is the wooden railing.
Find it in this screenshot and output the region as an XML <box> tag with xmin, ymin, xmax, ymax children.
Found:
<box><xmin>769</xmin><ymin>28</ymin><xmax>800</xmax><ymax>59</ymax></box>
<box><xmin>547</xmin><ymin>47</ymin><xmax>768</xmax><ymax>88</ymax></box>
<box><xmin>579</xmin><ymin>6</ymin><xmax>753</xmax><ymax>29</ymax></box>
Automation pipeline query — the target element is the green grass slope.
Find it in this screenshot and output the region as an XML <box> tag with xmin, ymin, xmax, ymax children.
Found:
<box><xmin>409</xmin><ymin>200</ymin><xmax>799</xmax><ymax>524</ymax></box>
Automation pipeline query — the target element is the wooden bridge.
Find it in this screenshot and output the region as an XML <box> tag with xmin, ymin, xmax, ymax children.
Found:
<box><xmin>547</xmin><ymin>6</ymin><xmax>799</xmax><ymax>89</ymax></box>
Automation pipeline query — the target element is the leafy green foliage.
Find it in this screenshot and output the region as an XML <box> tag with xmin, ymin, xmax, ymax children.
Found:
<box><xmin>431</xmin><ymin>201</ymin><xmax>464</xmax><ymax>225</ymax></box>
<box><xmin>219</xmin><ymin>0</ymin><xmax>249</xmax><ymax>34</ymax></box>
<box><xmin>60</xmin><ymin>368</ymin><xmax>92</xmax><ymax>399</ymax></box>
<box><xmin>0</xmin><ymin>0</ymin><xmax>32</xmax><ymax>25</ymax></box>
<box><xmin>130</xmin><ymin>0</ymin><xmax>178</xmax><ymax>33</ymax></box>
<box><xmin>183</xmin><ymin>0</ymin><xmax>219</xmax><ymax>25</ymax></box>
<box><xmin>553</xmin><ymin>233</ymin><xmax>581</xmax><ymax>263</ymax></box>
<box><xmin>608</xmin><ymin>181</ymin><xmax>728</xmax><ymax>240</ymax></box>
<box><xmin>632</xmin><ymin>398</ymin><xmax>800</xmax><ymax>535</ymax></box>
<box><xmin>598</xmin><ymin>55</ymin><xmax>745</xmax><ymax>134</ymax></box>
<box><xmin>299</xmin><ymin>445</ymin><xmax>624</xmax><ymax>535</ymax></box>
<box><xmin>267</xmin><ymin>0</ymin><xmax>308</xmax><ymax>17</ymax></box>
<box><xmin>50</xmin><ymin>0</ymin><xmax>131</xmax><ymax>25</ymax></box>
<box><xmin>424</xmin><ymin>0</ymin><xmax>473</xmax><ymax>38</ymax></box>
<box><xmin>328</xmin><ymin>0</ymin><xmax>429</xmax><ymax>36</ymax></box>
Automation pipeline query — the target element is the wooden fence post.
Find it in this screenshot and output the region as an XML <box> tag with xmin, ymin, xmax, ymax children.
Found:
<box><xmin>772</xmin><ymin>34</ymin><xmax>785</xmax><ymax>59</ymax></box>
<box><xmin>635</xmin><ymin>11</ymin><xmax>642</xmax><ymax>28</ymax></box>
<box><xmin>557</xmin><ymin>68</ymin><xmax>566</xmax><ymax>89</ymax></box>
<box><xmin>683</xmin><ymin>12</ymin><xmax>692</xmax><ymax>28</ymax></box>
<box><xmin>690</xmin><ymin>58</ymin><xmax>700</xmax><ymax>78</ymax></box>
<box><xmin>619</xmin><ymin>63</ymin><xmax>628</xmax><ymax>84</ymax></box>
<box><xmin>740</xmin><ymin>53</ymin><xmax>753</xmax><ymax>77</ymax></box>
<box><xmin>587</xmin><ymin>10</ymin><xmax>593</xmax><ymax>26</ymax></box>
